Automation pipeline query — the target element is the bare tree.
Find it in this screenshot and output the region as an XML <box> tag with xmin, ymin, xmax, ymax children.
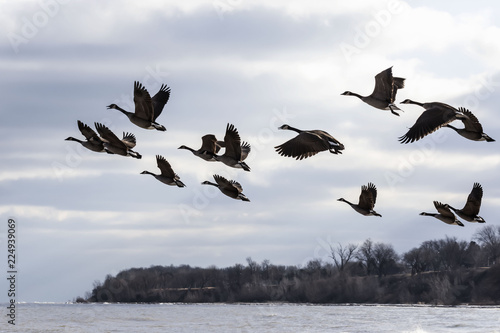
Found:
<box><xmin>473</xmin><ymin>225</ymin><xmax>500</xmax><ymax>266</ymax></box>
<box><xmin>303</xmin><ymin>259</ymin><xmax>324</xmax><ymax>280</ymax></box>
<box><xmin>246</xmin><ymin>257</ymin><xmax>260</xmax><ymax>285</ymax></box>
<box><xmin>246</xmin><ymin>257</ymin><xmax>259</xmax><ymax>272</ymax></box>
<box><xmin>260</xmin><ymin>259</ymin><xmax>271</xmax><ymax>281</ymax></box>
<box><xmin>373</xmin><ymin>242</ymin><xmax>399</xmax><ymax>277</ymax></box>
<box><xmin>419</xmin><ymin>240</ymin><xmax>444</xmax><ymax>271</ymax></box>
<box><xmin>403</xmin><ymin>247</ymin><xmax>430</xmax><ymax>275</ymax></box>
<box><xmin>404</xmin><ymin>247</ymin><xmax>420</xmax><ymax>275</ymax></box>
<box><xmin>355</xmin><ymin>239</ymin><xmax>399</xmax><ymax>276</ymax></box>
<box><xmin>463</xmin><ymin>241</ymin><xmax>481</xmax><ymax>268</ymax></box>
<box><xmin>438</xmin><ymin>236</ymin><xmax>468</xmax><ymax>270</ymax></box>
<box><xmin>329</xmin><ymin>243</ymin><xmax>357</xmax><ymax>272</ymax></box>
<box><xmin>355</xmin><ymin>239</ymin><xmax>376</xmax><ymax>275</ymax></box>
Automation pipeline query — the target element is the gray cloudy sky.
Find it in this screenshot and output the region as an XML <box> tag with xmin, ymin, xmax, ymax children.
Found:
<box><xmin>1</xmin><ymin>0</ymin><xmax>499</xmax><ymax>302</ymax></box>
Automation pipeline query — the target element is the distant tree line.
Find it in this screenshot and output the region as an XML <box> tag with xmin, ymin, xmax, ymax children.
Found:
<box><xmin>78</xmin><ymin>225</ymin><xmax>500</xmax><ymax>305</ymax></box>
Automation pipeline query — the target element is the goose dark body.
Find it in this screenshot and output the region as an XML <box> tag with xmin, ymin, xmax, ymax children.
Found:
<box><xmin>94</xmin><ymin>122</ymin><xmax>142</xmax><ymax>159</ymax></box>
<box><xmin>420</xmin><ymin>201</ymin><xmax>464</xmax><ymax>226</ymax></box>
<box><xmin>178</xmin><ymin>134</ymin><xmax>221</xmax><ymax>161</ymax></box>
<box><xmin>65</xmin><ymin>120</ymin><xmax>105</xmax><ymax>152</ymax></box>
<box><xmin>141</xmin><ymin>155</ymin><xmax>185</xmax><ymax>187</ymax></box>
<box><xmin>275</xmin><ymin>124</ymin><xmax>344</xmax><ymax>160</ymax></box>
<box><xmin>445</xmin><ymin>183</ymin><xmax>485</xmax><ymax>223</ymax></box>
<box><xmin>107</xmin><ymin>81</ymin><xmax>170</xmax><ymax>131</ymax></box>
<box><xmin>213</xmin><ymin>123</ymin><xmax>251</xmax><ymax>171</ymax></box>
<box><xmin>398</xmin><ymin>99</ymin><xmax>469</xmax><ymax>143</ymax></box>
<box><xmin>202</xmin><ymin>174</ymin><xmax>250</xmax><ymax>201</ymax></box>
<box><xmin>337</xmin><ymin>182</ymin><xmax>381</xmax><ymax>217</ymax></box>
<box><xmin>341</xmin><ymin>66</ymin><xmax>405</xmax><ymax>116</ymax></box>
<box><xmin>445</xmin><ymin>108</ymin><xmax>495</xmax><ymax>142</ymax></box>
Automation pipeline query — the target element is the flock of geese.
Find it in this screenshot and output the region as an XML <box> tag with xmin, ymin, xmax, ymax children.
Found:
<box><xmin>66</xmin><ymin>67</ymin><xmax>494</xmax><ymax>226</ymax></box>
<box><xmin>339</xmin><ymin>67</ymin><xmax>493</xmax><ymax>226</ymax></box>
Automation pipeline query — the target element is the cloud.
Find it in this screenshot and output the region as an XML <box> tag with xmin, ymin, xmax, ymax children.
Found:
<box><xmin>1</xmin><ymin>1</ymin><xmax>499</xmax><ymax>302</ymax></box>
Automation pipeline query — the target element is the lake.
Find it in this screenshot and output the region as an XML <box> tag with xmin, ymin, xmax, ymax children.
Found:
<box><xmin>3</xmin><ymin>303</ymin><xmax>500</xmax><ymax>332</ymax></box>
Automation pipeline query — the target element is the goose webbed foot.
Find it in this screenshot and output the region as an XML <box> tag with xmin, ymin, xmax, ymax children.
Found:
<box><xmin>389</xmin><ymin>105</ymin><xmax>400</xmax><ymax>116</ymax></box>
<box><xmin>129</xmin><ymin>150</ymin><xmax>142</xmax><ymax>159</ymax></box>
<box><xmin>388</xmin><ymin>104</ymin><xmax>403</xmax><ymax>116</ymax></box>
<box><xmin>152</xmin><ymin>122</ymin><xmax>166</xmax><ymax>131</ymax></box>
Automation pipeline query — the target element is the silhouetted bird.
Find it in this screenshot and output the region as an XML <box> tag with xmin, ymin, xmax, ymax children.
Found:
<box><xmin>213</xmin><ymin>124</ymin><xmax>251</xmax><ymax>171</ymax></box>
<box><xmin>398</xmin><ymin>99</ymin><xmax>469</xmax><ymax>143</ymax></box>
<box><xmin>445</xmin><ymin>183</ymin><xmax>485</xmax><ymax>223</ymax></box>
<box><xmin>107</xmin><ymin>81</ymin><xmax>170</xmax><ymax>131</ymax></box>
<box><xmin>94</xmin><ymin>122</ymin><xmax>141</xmax><ymax>159</ymax></box>
<box><xmin>445</xmin><ymin>108</ymin><xmax>495</xmax><ymax>142</ymax></box>
<box><xmin>179</xmin><ymin>134</ymin><xmax>221</xmax><ymax>162</ymax></box>
<box><xmin>275</xmin><ymin>124</ymin><xmax>344</xmax><ymax>160</ymax></box>
<box><xmin>65</xmin><ymin>120</ymin><xmax>105</xmax><ymax>152</ymax></box>
<box><xmin>420</xmin><ymin>201</ymin><xmax>464</xmax><ymax>226</ymax></box>
<box><xmin>337</xmin><ymin>183</ymin><xmax>382</xmax><ymax>217</ymax></box>
<box><xmin>141</xmin><ymin>155</ymin><xmax>185</xmax><ymax>187</ymax></box>
<box><xmin>202</xmin><ymin>174</ymin><xmax>250</xmax><ymax>201</ymax></box>
<box><xmin>341</xmin><ymin>66</ymin><xmax>405</xmax><ymax>116</ymax></box>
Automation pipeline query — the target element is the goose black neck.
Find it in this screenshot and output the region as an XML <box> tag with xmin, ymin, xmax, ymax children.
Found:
<box><xmin>179</xmin><ymin>145</ymin><xmax>195</xmax><ymax>153</ymax></box>
<box><xmin>350</xmin><ymin>92</ymin><xmax>364</xmax><ymax>100</ymax></box>
<box><xmin>113</xmin><ymin>104</ymin><xmax>131</xmax><ymax>114</ymax></box>
<box><xmin>285</xmin><ymin>126</ymin><xmax>303</xmax><ymax>133</ymax></box>
<box><xmin>407</xmin><ymin>100</ymin><xmax>424</xmax><ymax>107</ymax></box>
<box><xmin>339</xmin><ymin>198</ymin><xmax>354</xmax><ymax>206</ymax></box>
<box><xmin>65</xmin><ymin>137</ymin><xmax>82</xmax><ymax>143</ymax></box>
<box><xmin>420</xmin><ymin>212</ymin><xmax>436</xmax><ymax>217</ymax></box>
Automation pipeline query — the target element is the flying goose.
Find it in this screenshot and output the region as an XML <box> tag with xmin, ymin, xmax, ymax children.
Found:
<box><xmin>201</xmin><ymin>174</ymin><xmax>250</xmax><ymax>201</ymax></box>
<box><xmin>445</xmin><ymin>108</ymin><xmax>495</xmax><ymax>142</ymax></box>
<box><xmin>274</xmin><ymin>124</ymin><xmax>344</xmax><ymax>160</ymax></box>
<box><xmin>178</xmin><ymin>134</ymin><xmax>221</xmax><ymax>161</ymax></box>
<box><xmin>216</xmin><ymin>139</ymin><xmax>251</xmax><ymax>161</ymax></box>
<box><xmin>445</xmin><ymin>183</ymin><xmax>485</xmax><ymax>223</ymax></box>
<box><xmin>213</xmin><ymin>124</ymin><xmax>251</xmax><ymax>171</ymax></box>
<box><xmin>141</xmin><ymin>155</ymin><xmax>185</xmax><ymax>187</ymax></box>
<box><xmin>420</xmin><ymin>201</ymin><xmax>464</xmax><ymax>226</ymax></box>
<box><xmin>398</xmin><ymin>99</ymin><xmax>469</xmax><ymax>144</ymax></box>
<box><xmin>107</xmin><ymin>81</ymin><xmax>170</xmax><ymax>131</ymax></box>
<box><xmin>65</xmin><ymin>120</ymin><xmax>105</xmax><ymax>152</ymax></box>
<box><xmin>337</xmin><ymin>183</ymin><xmax>381</xmax><ymax>217</ymax></box>
<box><xmin>341</xmin><ymin>67</ymin><xmax>405</xmax><ymax>116</ymax></box>
<box><xmin>94</xmin><ymin>122</ymin><xmax>142</xmax><ymax>159</ymax></box>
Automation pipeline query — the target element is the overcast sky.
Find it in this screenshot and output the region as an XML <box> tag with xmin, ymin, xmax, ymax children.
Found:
<box><xmin>1</xmin><ymin>0</ymin><xmax>499</xmax><ymax>302</ymax></box>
